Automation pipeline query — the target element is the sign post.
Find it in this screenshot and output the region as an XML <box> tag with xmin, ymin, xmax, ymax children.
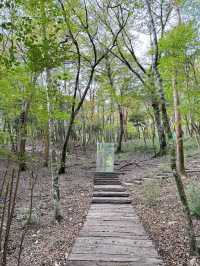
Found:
<box><xmin>96</xmin><ymin>143</ymin><xmax>115</xmax><ymax>172</ymax></box>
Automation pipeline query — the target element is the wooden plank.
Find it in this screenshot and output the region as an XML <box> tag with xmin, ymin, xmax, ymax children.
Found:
<box><xmin>85</xmin><ymin>221</ymin><xmax>141</xmax><ymax>227</ymax></box>
<box><xmin>94</xmin><ymin>172</ymin><xmax>119</xmax><ymax>177</ymax></box>
<box><xmin>87</xmin><ymin>210</ymin><xmax>136</xmax><ymax>215</ymax></box>
<box><xmin>94</xmin><ymin>180</ymin><xmax>121</xmax><ymax>182</ymax></box>
<box><xmin>94</xmin><ymin>182</ymin><xmax>121</xmax><ymax>185</ymax></box>
<box><xmin>88</xmin><ymin>210</ymin><xmax>135</xmax><ymax>213</ymax></box>
<box><xmin>94</xmin><ymin>178</ymin><xmax>120</xmax><ymax>181</ymax></box>
<box><xmin>68</xmin><ymin>254</ymin><xmax>161</xmax><ymax>263</ymax></box>
<box><xmin>93</xmin><ymin>192</ymin><xmax>129</xmax><ymax>197</ymax></box>
<box><xmin>66</xmin><ymin>260</ymin><xmax>162</xmax><ymax>266</ymax></box>
<box><xmin>88</xmin><ymin>209</ymin><xmax>135</xmax><ymax>214</ymax></box>
<box><xmin>94</xmin><ymin>180</ymin><xmax>120</xmax><ymax>183</ymax></box>
<box><xmin>94</xmin><ymin>182</ymin><xmax>122</xmax><ymax>185</ymax></box>
<box><xmin>82</xmin><ymin>227</ymin><xmax>145</xmax><ymax>236</ymax></box>
<box><xmin>92</xmin><ymin>197</ymin><xmax>131</xmax><ymax>204</ymax></box>
<box><xmin>94</xmin><ymin>178</ymin><xmax>120</xmax><ymax>180</ymax></box>
<box><xmin>94</xmin><ymin>176</ymin><xmax>119</xmax><ymax>179</ymax></box>
<box><xmin>94</xmin><ymin>177</ymin><xmax>120</xmax><ymax>179</ymax></box>
<box><xmin>73</xmin><ymin>237</ymin><xmax>154</xmax><ymax>248</ymax></box>
<box><xmin>88</xmin><ymin>212</ymin><xmax>135</xmax><ymax>216</ymax></box>
<box><xmin>79</xmin><ymin>231</ymin><xmax>149</xmax><ymax>238</ymax></box>
<box><xmin>86</xmin><ymin>218</ymin><xmax>138</xmax><ymax>223</ymax></box>
<box><xmin>87</xmin><ymin>211</ymin><xmax>136</xmax><ymax>215</ymax></box>
<box><xmin>94</xmin><ymin>184</ymin><xmax>122</xmax><ymax>187</ymax></box>
<box><xmin>90</xmin><ymin>204</ymin><xmax>132</xmax><ymax>208</ymax></box>
<box><xmin>66</xmin><ymin>173</ymin><xmax>163</xmax><ymax>266</ymax></box>
<box><xmin>86</xmin><ymin>216</ymin><xmax>139</xmax><ymax>221</ymax></box>
<box><xmin>86</xmin><ymin>216</ymin><xmax>138</xmax><ymax>221</ymax></box>
<box><xmin>88</xmin><ymin>206</ymin><xmax>134</xmax><ymax>211</ymax></box>
<box><xmin>88</xmin><ymin>207</ymin><xmax>134</xmax><ymax>212</ymax></box>
<box><xmin>71</xmin><ymin>246</ymin><xmax>158</xmax><ymax>258</ymax></box>
<box><xmin>71</xmin><ymin>247</ymin><xmax>158</xmax><ymax>258</ymax></box>
<box><xmin>94</xmin><ymin>185</ymin><xmax>126</xmax><ymax>192</ymax></box>
<box><xmin>83</xmin><ymin>225</ymin><xmax>142</xmax><ymax>231</ymax></box>
<box><xmin>80</xmin><ymin>227</ymin><xmax>146</xmax><ymax>236</ymax></box>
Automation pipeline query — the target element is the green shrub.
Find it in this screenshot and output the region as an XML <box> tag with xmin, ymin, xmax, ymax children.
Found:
<box><xmin>186</xmin><ymin>181</ymin><xmax>200</xmax><ymax>217</ymax></box>
<box><xmin>143</xmin><ymin>179</ymin><xmax>160</xmax><ymax>207</ymax></box>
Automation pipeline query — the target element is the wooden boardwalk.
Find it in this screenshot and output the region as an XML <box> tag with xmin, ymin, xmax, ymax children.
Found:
<box><xmin>66</xmin><ymin>172</ymin><xmax>162</xmax><ymax>266</ymax></box>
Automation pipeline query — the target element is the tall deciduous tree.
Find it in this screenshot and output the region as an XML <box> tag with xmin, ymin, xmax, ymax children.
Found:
<box><xmin>159</xmin><ymin>2</ymin><xmax>198</xmax><ymax>253</ymax></box>
<box><xmin>58</xmin><ymin>0</ymin><xmax>129</xmax><ymax>174</ymax></box>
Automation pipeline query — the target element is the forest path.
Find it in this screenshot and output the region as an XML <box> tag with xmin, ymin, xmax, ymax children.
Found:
<box><xmin>66</xmin><ymin>172</ymin><xmax>163</xmax><ymax>266</ymax></box>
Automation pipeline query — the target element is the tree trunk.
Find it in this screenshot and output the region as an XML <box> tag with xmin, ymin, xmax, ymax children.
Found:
<box><xmin>154</xmin><ymin>68</ymin><xmax>173</xmax><ymax>140</ymax></box>
<box><xmin>58</xmin><ymin>113</ymin><xmax>75</xmax><ymax>174</ymax></box>
<box><xmin>172</xmin><ymin>77</ymin><xmax>187</xmax><ymax>177</ymax></box>
<box><xmin>123</xmin><ymin>109</ymin><xmax>128</xmax><ymax>141</ymax></box>
<box><xmin>145</xmin><ymin>0</ymin><xmax>172</xmax><ymax>142</ymax></box>
<box><xmin>116</xmin><ymin>106</ymin><xmax>124</xmax><ymax>153</ymax></box>
<box><xmin>17</xmin><ymin>75</ymin><xmax>37</xmax><ymax>171</ymax></box>
<box><xmin>152</xmin><ymin>100</ymin><xmax>167</xmax><ymax>155</ymax></box>
<box><xmin>7</xmin><ymin>120</ymin><xmax>17</xmax><ymax>152</ymax></box>
<box><xmin>46</xmin><ymin>69</ymin><xmax>63</xmax><ymax>222</ymax></box>
<box><xmin>43</xmin><ymin>126</ymin><xmax>49</xmax><ymax>167</ymax></box>
<box><xmin>18</xmin><ymin>101</ymin><xmax>31</xmax><ymax>171</ymax></box>
<box><xmin>142</xmin><ymin>126</ymin><xmax>147</xmax><ymax>147</ymax></box>
<box><xmin>185</xmin><ymin>115</ymin><xmax>192</xmax><ymax>137</ymax></box>
<box><xmin>170</xmin><ymin>142</ymin><xmax>197</xmax><ymax>255</ymax></box>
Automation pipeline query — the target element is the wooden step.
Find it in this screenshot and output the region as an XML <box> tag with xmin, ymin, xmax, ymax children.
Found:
<box><xmin>94</xmin><ymin>185</ymin><xmax>126</xmax><ymax>192</ymax></box>
<box><xmin>93</xmin><ymin>192</ymin><xmax>129</xmax><ymax>197</ymax></box>
<box><xmin>66</xmin><ymin>260</ymin><xmax>162</xmax><ymax>266</ymax></box>
<box><xmin>95</xmin><ymin>172</ymin><xmax>119</xmax><ymax>178</ymax></box>
<box><xmin>94</xmin><ymin>178</ymin><xmax>119</xmax><ymax>181</ymax></box>
<box><xmin>92</xmin><ymin>197</ymin><xmax>132</xmax><ymax>204</ymax></box>
<box><xmin>94</xmin><ymin>175</ymin><xmax>119</xmax><ymax>179</ymax></box>
<box><xmin>94</xmin><ymin>180</ymin><xmax>120</xmax><ymax>183</ymax></box>
<box><xmin>67</xmin><ymin>176</ymin><xmax>163</xmax><ymax>266</ymax></box>
<box><xmin>94</xmin><ymin>182</ymin><xmax>121</xmax><ymax>186</ymax></box>
<box><xmin>94</xmin><ymin>180</ymin><xmax>121</xmax><ymax>183</ymax></box>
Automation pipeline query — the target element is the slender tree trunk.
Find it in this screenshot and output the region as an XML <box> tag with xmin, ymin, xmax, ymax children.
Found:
<box><xmin>154</xmin><ymin>68</ymin><xmax>172</xmax><ymax>140</ymax></box>
<box><xmin>18</xmin><ymin>75</ymin><xmax>37</xmax><ymax>171</ymax></box>
<box><xmin>170</xmin><ymin>2</ymin><xmax>197</xmax><ymax>255</ymax></box>
<box><xmin>46</xmin><ymin>69</ymin><xmax>63</xmax><ymax>222</ymax></box>
<box><xmin>152</xmin><ymin>100</ymin><xmax>167</xmax><ymax>155</ymax></box>
<box><xmin>142</xmin><ymin>126</ymin><xmax>147</xmax><ymax>147</ymax></box>
<box><xmin>58</xmin><ymin>113</ymin><xmax>75</xmax><ymax>174</ymax></box>
<box><xmin>145</xmin><ymin>0</ymin><xmax>172</xmax><ymax>142</ymax></box>
<box><xmin>123</xmin><ymin>109</ymin><xmax>128</xmax><ymax>142</ymax></box>
<box><xmin>172</xmin><ymin>77</ymin><xmax>187</xmax><ymax>177</ymax></box>
<box><xmin>18</xmin><ymin>101</ymin><xmax>31</xmax><ymax>171</ymax></box>
<box><xmin>102</xmin><ymin>104</ymin><xmax>105</xmax><ymax>142</ymax></box>
<box><xmin>116</xmin><ymin>106</ymin><xmax>124</xmax><ymax>153</ymax></box>
<box><xmin>170</xmin><ymin>143</ymin><xmax>197</xmax><ymax>255</ymax></box>
<box><xmin>151</xmin><ymin>120</ymin><xmax>156</xmax><ymax>156</ymax></box>
<box><xmin>7</xmin><ymin>120</ymin><xmax>16</xmax><ymax>152</ymax></box>
<box><xmin>43</xmin><ymin>126</ymin><xmax>49</xmax><ymax>167</ymax></box>
<box><xmin>137</xmin><ymin>126</ymin><xmax>140</xmax><ymax>139</ymax></box>
<box><xmin>185</xmin><ymin>115</ymin><xmax>192</xmax><ymax>137</ymax></box>
<box><xmin>2</xmin><ymin>169</ymin><xmax>20</xmax><ymax>265</ymax></box>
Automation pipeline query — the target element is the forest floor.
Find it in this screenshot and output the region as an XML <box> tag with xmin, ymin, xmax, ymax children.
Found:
<box><xmin>1</xmin><ymin>143</ymin><xmax>200</xmax><ymax>266</ymax></box>
<box><xmin>116</xmin><ymin>150</ymin><xmax>200</xmax><ymax>266</ymax></box>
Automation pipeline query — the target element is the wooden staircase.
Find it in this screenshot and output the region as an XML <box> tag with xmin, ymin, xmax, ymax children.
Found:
<box><xmin>92</xmin><ymin>172</ymin><xmax>132</xmax><ymax>204</ymax></box>
<box><xmin>66</xmin><ymin>171</ymin><xmax>163</xmax><ymax>266</ymax></box>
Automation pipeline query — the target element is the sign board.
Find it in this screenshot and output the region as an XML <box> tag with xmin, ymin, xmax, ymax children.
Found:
<box><xmin>96</xmin><ymin>143</ymin><xmax>114</xmax><ymax>172</ymax></box>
